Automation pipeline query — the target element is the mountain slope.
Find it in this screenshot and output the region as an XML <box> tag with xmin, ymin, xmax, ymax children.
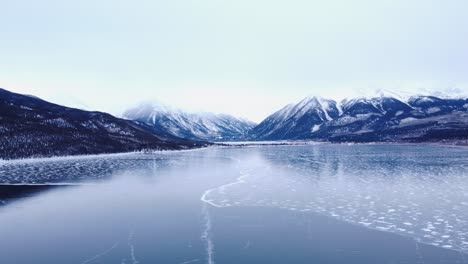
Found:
<box><xmin>249</xmin><ymin>96</ymin><xmax>340</xmax><ymax>140</ymax></box>
<box><xmin>0</xmin><ymin>89</ymin><xmax>203</xmax><ymax>159</ymax></box>
<box><xmin>123</xmin><ymin>102</ymin><xmax>256</xmax><ymax>141</ymax></box>
<box><xmin>250</xmin><ymin>95</ymin><xmax>468</xmax><ymax>143</ymax></box>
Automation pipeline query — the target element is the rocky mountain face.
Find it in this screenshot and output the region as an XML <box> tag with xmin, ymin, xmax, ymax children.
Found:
<box><xmin>123</xmin><ymin>102</ymin><xmax>256</xmax><ymax>141</ymax></box>
<box><xmin>250</xmin><ymin>95</ymin><xmax>468</xmax><ymax>143</ymax></box>
<box><xmin>0</xmin><ymin>88</ymin><xmax>204</xmax><ymax>159</ymax></box>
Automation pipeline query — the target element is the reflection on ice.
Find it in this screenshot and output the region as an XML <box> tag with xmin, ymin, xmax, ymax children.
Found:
<box><xmin>202</xmin><ymin>145</ymin><xmax>468</xmax><ymax>254</ymax></box>
<box><xmin>0</xmin><ymin>150</ymin><xmax>215</xmax><ymax>184</ymax></box>
<box><xmin>0</xmin><ymin>153</ymin><xmax>168</xmax><ymax>183</ymax></box>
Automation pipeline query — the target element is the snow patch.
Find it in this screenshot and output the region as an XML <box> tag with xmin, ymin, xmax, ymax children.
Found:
<box><xmin>316</xmin><ymin>97</ymin><xmax>333</xmax><ymax>121</ymax></box>
<box><xmin>312</xmin><ymin>124</ymin><xmax>321</xmax><ymax>133</ymax></box>
<box><xmin>20</xmin><ymin>105</ymin><xmax>33</xmax><ymax>111</ymax></box>
<box><xmin>399</xmin><ymin>117</ymin><xmax>418</xmax><ymax>125</ymax></box>
<box><xmin>427</xmin><ymin>107</ymin><xmax>441</xmax><ymax>114</ymax></box>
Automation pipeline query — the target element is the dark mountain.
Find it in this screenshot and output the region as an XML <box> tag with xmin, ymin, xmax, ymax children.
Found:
<box><xmin>0</xmin><ymin>88</ymin><xmax>205</xmax><ymax>160</ymax></box>
<box><xmin>250</xmin><ymin>95</ymin><xmax>468</xmax><ymax>143</ymax></box>
<box><xmin>123</xmin><ymin>102</ymin><xmax>256</xmax><ymax>141</ymax></box>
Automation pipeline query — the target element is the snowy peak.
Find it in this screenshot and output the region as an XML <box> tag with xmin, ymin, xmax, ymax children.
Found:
<box><xmin>251</xmin><ymin>94</ymin><xmax>468</xmax><ymax>142</ymax></box>
<box><xmin>340</xmin><ymin>96</ymin><xmax>414</xmax><ymax>116</ymax></box>
<box><xmin>340</xmin><ymin>97</ymin><xmax>383</xmax><ymax>116</ymax></box>
<box><xmin>279</xmin><ymin>96</ymin><xmax>340</xmax><ymax>122</ymax></box>
<box><xmin>123</xmin><ymin>101</ymin><xmax>182</xmax><ymax>124</ymax></box>
<box><xmin>123</xmin><ymin>102</ymin><xmax>256</xmax><ymax>141</ymax></box>
<box><xmin>249</xmin><ymin>96</ymin><xmax>340</xmax><ymax>140</ymax></box>
<box><xmin>298</xmin><ymin>96</ymin><xmax>340</xmax><ymax>121</ymax></box>
<box><xmin>407</xmin><ymin>95</ymin><xmax>468</xmax><ymax>116</ymax></box>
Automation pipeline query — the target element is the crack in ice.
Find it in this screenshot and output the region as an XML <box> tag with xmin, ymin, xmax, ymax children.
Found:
<box><xmin>198</xmin><ymin>155</ymin><xmax>250</xmax><ymax>264</ymax></box>
<box><xmin>414</xmin><ymin>239</ymin><xmax>425</xmax><ymax>264</ymax></box>
<box><xmin>243</xmin><ymin>240</ymin><xmax>251</xmax><ymax>250</ymax></box>
<box><xmin>201</xmin><ymin>171</ymin><xmax>251</xmax><ymax>208</ymax></box>
<box><xmin>127</xmin><ymin>230</ymin><xmax>139</xmax><ymax>264</ymax></box>
<box><xmin>80</xmin><ymin>241</ymin><xmax>120</xmax><ymax>264</ymax></box>
<box><xmin>179</xmin><ymin>259</ymin><xmax>200</xmax><ymax>264</ymax></box>
<box><xmin>201</xmin><ymin>204</ymin><xmax>215</xmax><ymax>264</ymax></box>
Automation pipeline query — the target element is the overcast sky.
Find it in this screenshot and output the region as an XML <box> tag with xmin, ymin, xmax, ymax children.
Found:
<box><xmin>1</xmin><ymin>0</ymin><xmax>467</xmax><ymax>122</ymax></box>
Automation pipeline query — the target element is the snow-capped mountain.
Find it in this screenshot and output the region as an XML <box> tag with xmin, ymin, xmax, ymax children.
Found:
<box><xmin>0</xmin><ymin>88</ymin><xmax>203</xmax><ymax>159</ymax></box>
<box><xmin>123</xmin><ymin>102</ymin><xmax>256</xmax><ymax>141</ymax></box>
<box><xmin>249</xmin><ymin>96</ymin><xmax>339</xmax><ymax>140</ymax></box>
<box><xmin>250</xmin><ymin>94</ymin><xmax>468</xmax><ymax>143</ymax></box>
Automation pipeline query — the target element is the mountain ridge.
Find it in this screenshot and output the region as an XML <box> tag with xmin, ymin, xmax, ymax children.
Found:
<box><xmin>1</xmin><ymin>87</ymin><xmax>467</xmax><ymax>160</ymax></box>
<box><xmin>250</xmin><ymin>94</ymin><xmax>468</xmax><ymax>143</ymax></box>
<box><xmin>0</xmin><ymin>88</ymin><xmax>205</xmax><ymax>160</ymax></box>
<box><xmin>123</xmin><ymin>102</ymin><xmax>256</xmax><ymax>141</ymax></box>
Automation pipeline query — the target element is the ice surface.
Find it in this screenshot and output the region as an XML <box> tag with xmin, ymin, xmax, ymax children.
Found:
<box><xmin>2</xmin><ymin>144</ymin><xmax>468</xmax><ymax>256</ymax></box>
<box><xmin>0</xmin><ymin>151</ymin><xmax>202</xmax><ymax>184</ymax></box>
<box><xmin>200</xmin><ymin>145</ymin><xmax>468</xmax><ymax>254</ymax></box>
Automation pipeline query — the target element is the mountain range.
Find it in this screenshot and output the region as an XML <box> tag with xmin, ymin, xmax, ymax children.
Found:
<box><xmin>123</xmin><ymin>102</ymin><xmax>256</xmax><ymax>141</ymax></box>
<box><xmin>250</xmin><ymin>95</ymin><xmax>468</xmax><ymax>142</ymax></box>
<box><xmin>1</xmin><ymin>88</ymin><xmax>467</xmax><ymax>159</ymax></box>
<box><xmin>0</xmin><ymin>88</ymin><xmax>205</xmax><ymax>160</ymax></box>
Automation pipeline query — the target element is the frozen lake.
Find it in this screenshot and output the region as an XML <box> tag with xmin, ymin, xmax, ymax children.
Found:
<box><xmin>0</xmin><ymin>144</ymin><xmax>468</xmax><ymax>263</ymax></box>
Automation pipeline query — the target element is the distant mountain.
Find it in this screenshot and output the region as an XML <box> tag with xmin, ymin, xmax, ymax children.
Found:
<box><xmin>250</xmin><ymin>95</ymin><xmax>468</xmax><ymax>143</ymax></box>
<box><xmin>248</xmin><ymin>96</ymin><xmax>339</xmax><ymax>140</ymax></box>
<box><xmin>123</xmin><ymin>102</ymin><xmax>256</xmax><ymax>141</ymax></box>
<box><xmin>0</xmin><ymin>89</ymin><xmax>204</xmax><ymax>160</ymax></box>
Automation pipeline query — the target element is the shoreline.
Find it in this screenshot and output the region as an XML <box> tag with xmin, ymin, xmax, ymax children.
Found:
<box><xmin>215</xmin><ymin>140</ymin><xmax>468</xmax><ymax>148</ymax></box>
<box><xmin>0</xmin><ymin>145</ymin><xmax>210</xmax><ymax>163</ymax></box>
<box><xmin>2</xmin><ymin>140</ymin><xmax>466</xmax><ymax>163</ymax></box>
